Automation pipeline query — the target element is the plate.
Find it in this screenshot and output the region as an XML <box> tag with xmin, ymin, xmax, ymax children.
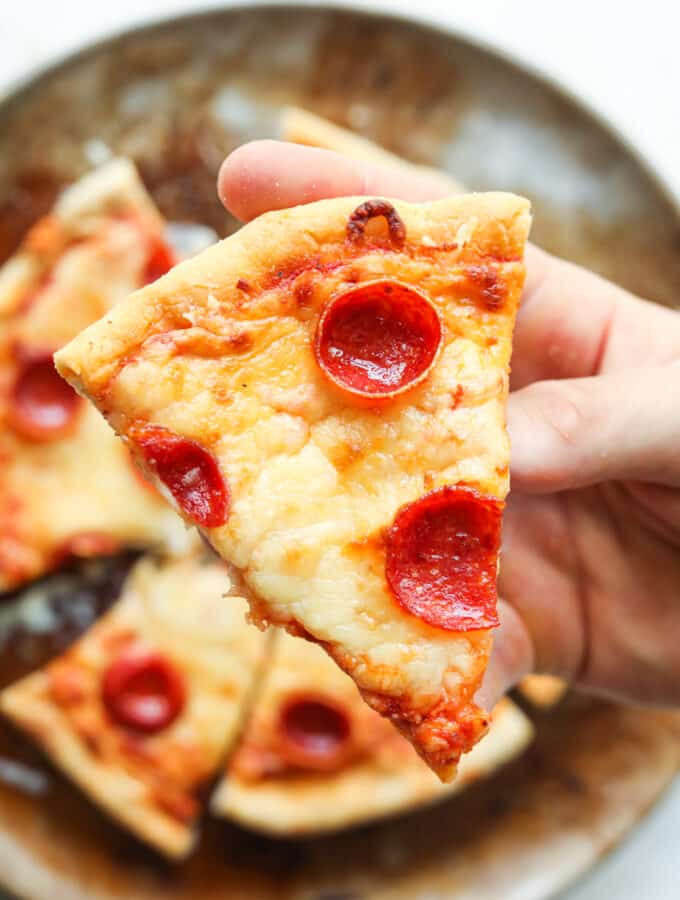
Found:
<box><xmin>0</xmin><ymin>7</ymin><xmax>679</xmax><ymax>899</ymax></box>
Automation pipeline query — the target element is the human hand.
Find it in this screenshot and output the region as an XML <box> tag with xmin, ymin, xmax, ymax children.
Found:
<box><xmin>218</xmin><ymin>140</ymin><xmax>680</xmax><ymax>709</ymax></box>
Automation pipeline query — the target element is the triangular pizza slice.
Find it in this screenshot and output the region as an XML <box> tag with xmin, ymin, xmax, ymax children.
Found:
<box><xmin>0</xmin><ymin>553</ymin><xmax>270</xmax><ymax>858</ymax></box>
<box><xmin>56</xmin><ymin>192</ymin><xmax>531</xmax><ymax>780</ymax></box>
<box><xmin>0</xmin><ymin>159</ymin><xmax>196</xmax><ymax>592</ymax></box>
<box><xmin>211</xmin><ymin>630</ymin><xmax>533</xmax><ymax>836</ymax></box>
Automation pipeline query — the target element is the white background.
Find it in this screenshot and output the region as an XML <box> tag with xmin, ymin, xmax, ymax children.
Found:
<box><xmin>0</xmin><ymin>2</ymin><xmax>679</xmax><ymax>898</ymax></box>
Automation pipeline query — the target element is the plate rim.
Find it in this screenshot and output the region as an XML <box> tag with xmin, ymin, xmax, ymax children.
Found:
<box><xmin>0</xmin><ymin>0</ymin><xmax>678</xmax><ymax>222</ymax></box>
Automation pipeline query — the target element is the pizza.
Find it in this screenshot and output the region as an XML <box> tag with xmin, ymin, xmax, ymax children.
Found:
<box><xmin>280</xmin><ymin>106</ymin><xmax>462</xmax><ymax>192</ymax></box>
<box><xmin>56</xmin><ymin>191</ymin><xmax>531</xmax><ymax>780</ymax></box>
<box><xmin>0</xmin><ymin>159</ymin><xmax>197</xmax><ymax>592</ymax></box>
<box><xmin>0</xmin><ymin>553</ymin><xmax>270</xmax><ymax>858</ymax></box>
<box><xmin>211</xmin><ymin>630</ymin><xmax>533</xmax><ymax>836</ymax></box>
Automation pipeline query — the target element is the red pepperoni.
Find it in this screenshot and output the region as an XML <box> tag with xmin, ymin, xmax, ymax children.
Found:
<box><xmin>278</xmin><ymin>693</ymin><xmax>352</xmax><ymax>772</ymax></box>
<box><xmin>143</xmin><ymin>236</ymin><xmax>176</xmax><ymax>285</ymax></box>
<box><xmin>314</xmin><ymin>280</ymin><xmax>442</xmax><ymax>402</ymax></box>
<box><xmin>385</xmin><ymin>486</ymin><xmax>503</xmax><ymax>632</ymax></box>
<box><xmin>102</xmin><ymin>646</ymin><xmax>186</xmax><ymax>734</ymax></box>
<box><xmin>131</xmin><ymin>424</ymin><xmax>229</xmax><ymax>528</ymax></box>
<box><xmin>8</xmin><ymin>352</ymin><xmax>82</xmax><ymax>442</ymax></box>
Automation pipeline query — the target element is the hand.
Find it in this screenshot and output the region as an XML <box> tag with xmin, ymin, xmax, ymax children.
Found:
<box><xmin>218</xmin><ymin>140</ymin><xmax>680</xmax><ymax>709</ymax></box>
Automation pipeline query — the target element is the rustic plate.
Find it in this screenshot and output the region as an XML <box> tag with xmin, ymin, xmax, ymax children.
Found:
<box><xmin>0</xmin><ymin>6</ymin><xmax>679</xmax><ymax>900</ymax></box>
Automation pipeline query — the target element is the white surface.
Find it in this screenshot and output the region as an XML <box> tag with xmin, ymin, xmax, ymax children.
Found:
<box><xmin>0</xmin><ymin>2</ymin><xmax>679</xmax><ymax>899</ymax></box>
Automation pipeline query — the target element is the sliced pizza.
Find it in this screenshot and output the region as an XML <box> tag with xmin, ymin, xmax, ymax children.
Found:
<box><xmin>0</xmin><ymin>159</ymin><xmax>196</xmax><ymax>592</ymax></box>
<box><xmin>211</xmin><ymin>630</ymin><xmax>533</xmax><ymax>836</ymax></box>
<box><xmin>56</xmin><ymin>191</ymin><xmax>531</xmax><ymax>780</ymax></box>
<box><xmin>280</xmin><ymin>106</ymin><xmax>461</xmax><ymax>193</ymax></box>
<box><xmin>0</xmin><ymin>553</ymin><xmax>270</xmax><ymax>858</ymax></box>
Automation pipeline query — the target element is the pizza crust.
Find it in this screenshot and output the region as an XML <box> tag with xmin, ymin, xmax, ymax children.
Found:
<box><xmin>0</xmin><ymin>555</ymin><xmax>270</xmax><ymax>858</ymax></box>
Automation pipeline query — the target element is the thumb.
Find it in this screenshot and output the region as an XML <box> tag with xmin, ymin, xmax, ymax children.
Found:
<box><xmin>508</xmin><ymin>365</ymin><xmax>680</xmax><ymax>492</ymax></box>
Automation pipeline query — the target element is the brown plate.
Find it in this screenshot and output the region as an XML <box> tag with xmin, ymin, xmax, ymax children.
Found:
<box><xmin>0</xmin><ymin>6</ymin><xmax>679</xmax><ymax>900</ymax></box>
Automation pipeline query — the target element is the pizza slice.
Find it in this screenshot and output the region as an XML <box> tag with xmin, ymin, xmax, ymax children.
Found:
<box><xmin>211</xmin><ymin>630</ymin><xmax>533</xmax><ymax>836</ymax></box>
<box><xmin>56</xmin><ymin>191</ymin><xmax>531</xmax><ymax>780</ymax></box>
<box><xmin>0</xmin><ymin>553</ymin><xmax>270</xmax><ymax>858</ymax></box>
<box><xmin>0</xmin><ymin>159</ymin><xmax>196</xmax><ymax>592</ymax></box>
<box><xmin>280</xmin><ymin>106</ymin><xmax>462</xmax><ymax>193</ymax></box>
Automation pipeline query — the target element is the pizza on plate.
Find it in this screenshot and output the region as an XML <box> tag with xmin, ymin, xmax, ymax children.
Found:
<box><xmin>56</xmin><ymin>191</ymin><xmax>531</xmax><ymax>780</ymax></box>
<box><xmin>212</xmin><ymin>630</ymin><xmax>533</xmax><ymax>836</ymax></box>
<box><xmin>0</xmin><ymin>554</ymin><xmax>269</xmax><ymax>858</ymax></box>
<box><xmin>0</xmin><ymin>159</ymin><xmax>196</xmax><ymax>592</ymax></box>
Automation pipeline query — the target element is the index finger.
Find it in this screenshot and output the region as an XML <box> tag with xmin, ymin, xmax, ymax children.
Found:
<box><xmin>218</xmin><ymin>140</ymin><xmax>455</xmax><ymax>221</ymax></box>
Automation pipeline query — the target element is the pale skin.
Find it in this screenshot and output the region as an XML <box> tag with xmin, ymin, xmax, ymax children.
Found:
<box><xmin>218</xmin><ymin>140</ymin><xmax>680</xmax><ymax>709</ymax></box>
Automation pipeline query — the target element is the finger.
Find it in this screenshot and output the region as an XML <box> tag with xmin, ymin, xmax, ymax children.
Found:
<box><xmin>512</xmin><ymin>247</ymin><xmax>680</xmax><ymax>388</ymax></box>
<box><xmin>218</xmin><ymin>140</ymin><xmax>456</xmax><ymax>221</ymax></box>
<box><xmin>475</xmin><ymin>599</ymin><xmax>534</xmax><ymax>710</ymax></box>
<box><xmin>509</xmin><ymin>365</ymin><xmax>680</xmax><ymax>491</ymax></box>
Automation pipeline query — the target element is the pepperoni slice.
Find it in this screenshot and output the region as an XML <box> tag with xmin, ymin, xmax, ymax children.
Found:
<box><xmin>278</xmin><ymin>693</ymin><xmax>352</xmax><ymax>772</ymax></box>
<box><xmin>8</xmin><ymin>352</ymin><xmax>82</xmax><ymax>442</ymax></box>
<box><xmin>131</xmin><ymin>424</ymin><xmax>229</xmax><ymax>528</ymax></box>
<box><xmin>314</xmin><ymin>280</ymin><xmax>442</xmax><ymax>402</ymax></box>
<box><xmin>386</xmin><ymin>486</ymin><xmax>503</xmax><ymax>632</ymax></box>
<box><xmin>102</xmin><ymin>647</ymin><xmax>186</xmax><ymax>734</ymax></box>
<box><xmin>142</xmin><ymin>236</ymin><xmax>177</xmax><ymax>285</ymax></box>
